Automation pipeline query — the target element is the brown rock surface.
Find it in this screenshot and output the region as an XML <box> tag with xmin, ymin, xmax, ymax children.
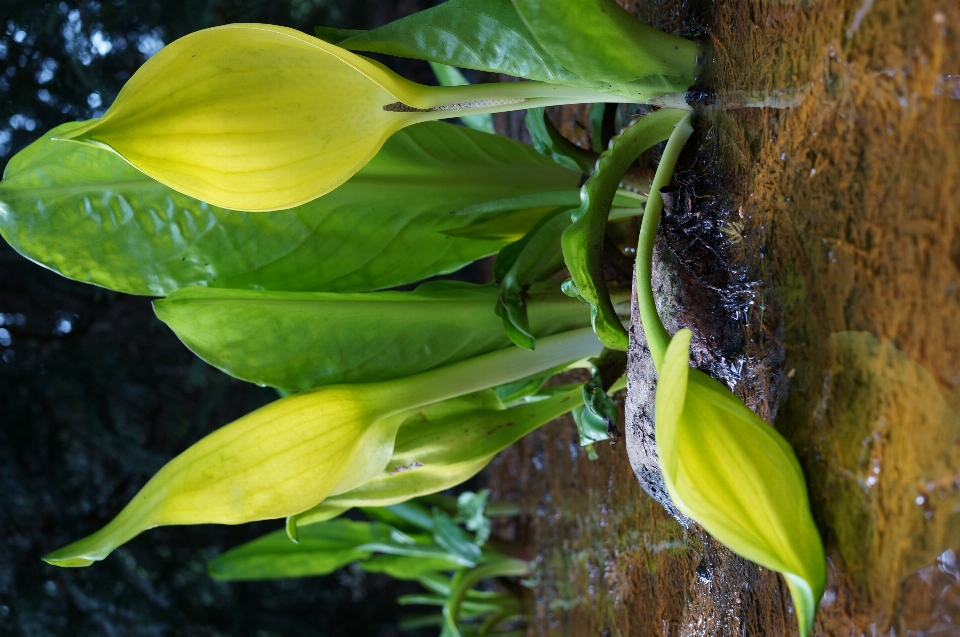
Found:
<box><xmin>488</xmin><ymin>0</ymin><xmax>960</xmax><ymax>634</ymax></box>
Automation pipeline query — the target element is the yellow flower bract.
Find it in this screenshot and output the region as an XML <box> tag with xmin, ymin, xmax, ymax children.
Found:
<box><xmin>656</xmin><ymin>329</ymin><xmax>826</xmax><ymax>637</ymax></box>
<box><xmin>43</xmin><ymin>387</ymin><xmax>384</xmax><ymax>567</ymax></box>
<box><xmin>57</xmin><ymin>24</ymin><xmax>423</xmax><ymax>212</ymax></box>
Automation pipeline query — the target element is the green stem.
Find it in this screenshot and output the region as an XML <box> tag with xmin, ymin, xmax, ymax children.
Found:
<box><xmin>402</xmin><ymin>81</ymin><xmax>690</xmax><ymax>123</ymax></box>
<box><xmin>377</xmin><ymin>328</ymin><xmax>602</xmax><ymax>413</ymax></box>
<box><xmin>443</xmin><ymin>558</ymin><xmax>531</xmax><ymax>637</ymax></box>
<box><xmin>635</xmin><ymin>112</ymin><xmax>694</xmax><ymax>373</ymax></box>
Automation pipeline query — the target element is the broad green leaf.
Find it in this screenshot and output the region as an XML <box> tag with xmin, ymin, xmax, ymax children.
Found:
<box><xmin>512</xmin><ymin>0</ymin><xmax>701</xmax><ymax>86</ymax></box>
<box><xmin>45</xmin><ymin>329</ymin><xmax>604</xmax><ymax>568</ymax></box>
<box><xmin>562</xmin><ymin>108</ymin><xmax>685</xmax><ymax>350</ymax></box>
<box><xmin>154</xmin><ymin>282</ymin><xmax>590</xmax><ymax>392</ymax></box>
<box><xmin>53</xmin><ymin>24</ymin><xmax>623</xmax><ymax>211</ymax></box>
<box><xmin>208</xmin><ymin>519</ymin><xmax>382</xmax><ymax>580</ymax></box>
<box><xmin>209</xmin><ymin>519</ymin><xmax>470</xmax><ymax>581</ymax></box>
<box><xmin>319</xmin><ymin>0</ymin><xmax>588</xmax><ymax>88</ymax></box>
<box><xmin>0</xmin><ymin>120</ymin><xmax>576</xmax><ymax>296</ymax></box>
<box><xmin>656</xmin><ymin>330</ymin><xmax>825</xmax><ymax>637</ymax></box>
<box><xmin>320</xmin><ymin>0</ymin><xmax>687</xmax><ymax>101</ymax></box>
<box><xmin>428</xmin><ymin>62</ymin><xmax>496</xmax><ymax>134</ymax></box>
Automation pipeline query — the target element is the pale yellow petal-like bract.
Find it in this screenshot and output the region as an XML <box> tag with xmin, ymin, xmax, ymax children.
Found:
<box><xmin>57</xmin><ymin>24</ymin><xmax>424</xmax><ymax>212</ymax></box>
<box><xmin>42</xmin><ymin>387</ymin><xmax>380</xmax><ymax>567</ymax></box>
<box><xmin>655</xmin><ymin>329</ymin><xmax>826</xmax><ymax>636</ymax></box>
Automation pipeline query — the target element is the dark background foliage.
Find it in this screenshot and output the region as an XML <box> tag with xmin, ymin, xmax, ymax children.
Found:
<box><xmin>0</xmin><ymin>1</ymin><xmax>448</xmax><ymax>635</ymax></box>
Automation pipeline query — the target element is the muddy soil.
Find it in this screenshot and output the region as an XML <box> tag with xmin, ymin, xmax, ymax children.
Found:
<box><xmin>488</xmin><ymin>0</ymin><xmax>960</xmax><ymax>635</ymax></box>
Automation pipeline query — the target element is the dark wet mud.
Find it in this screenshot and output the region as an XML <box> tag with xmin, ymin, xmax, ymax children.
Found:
<box><xmin>488</xmin><ymin>0</ymin><xmax>960</xmax><ymax>634</ymax></box>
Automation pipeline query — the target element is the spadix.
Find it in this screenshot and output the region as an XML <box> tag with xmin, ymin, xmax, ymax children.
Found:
<box><xmin>56</xmin><ymin>24</ymin><xmax>635</xmax><ymax>212</ymax></box>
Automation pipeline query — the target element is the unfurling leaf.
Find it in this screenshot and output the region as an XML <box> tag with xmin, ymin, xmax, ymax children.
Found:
<box><xmin>0</xmin><ymin>120</ymin><xmax>575</xmax><ymax>295</ymax></box>
<box><xmin>55</xmin><ymin>24</ymin><xmax>621</xmax><ymax>212</ymax></box>
<box><xmin>655</xmin><ymin>330</ymin><xmax>825</xmax><ymax>637</ymax></box>
<box><xmin>155</xmin><ymin>281</ymin><xmax>589</xmax><ymax>391</ymax></box>
<box><xmin>561</xmin><ymin>108</ymin><xmax>686</xmax><ymax>351</ymax></box>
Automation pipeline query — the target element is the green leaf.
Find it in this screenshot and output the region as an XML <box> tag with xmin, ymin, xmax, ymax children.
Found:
<box><xmin>525</xmin><ymin>108</ymin><xmax>596</xmax><ymax>174</ymax></box>
<box><xmin>208</xmin><ymin>519</ymin><xmax>381</xmax><ymax>581</ymax></box>
<box><xmin>656</xmin><ymin>330</ymin><xmax>826</xmax><ymax>637</ymax></box>
<box><xmin>320</xmin><ymin>0</ymin><xmax>590</xmax><ymax>88</ymax></box>
<box><xmin>0</xmin><ymin>120</ymin><xmax>577</xmax><ymax>296</ymax></box>
<box><xmin>511</xmin><ymin>0</ymin><xmax>701</xmax><ymax>86</ymax></box>
<box><xmin>561</xmin><ymin>108</ymin><xmax>685</xmax><ymax>350</ymax></box>
<box><xmin>323</xmin><ymin>0</ymin><xmax>693</xmax><ymax>101</ymax></box>
<box><xmin>455</xmin><ymin>490</ymin><xmax>491</xmax><ymax>546</ymax></box>
<box><xmin>428</xmin><ymin>62</ymin><xmax>496</xmax><ymax>134</ymax></box>
<box><xmin>494</xmin><ymin>211</ymin><xmax>572</xmax><ymax>349</ymax></box>
<box><xmin>432</xmin><ymin>509</ymin><xmax>482</xmax><ymax>566</ymax></box>
<box><xmin>443</xmin><ymin>188</ymin><xmax>644</xmax><ymax>241</ymax></box>
<box><xmin>313</xmin><ymin>26</ymin><xmax>364</xmax><ymax>44</ymax></box>
<box><xmin>361</xmin><ymin>553</ymin><xmax>461</xmax><ymax>579</ymax></box>
<box><xmin>153</xmin><ymin>281</ymin><xmax>590</xmax><ymax>392</ymax></box>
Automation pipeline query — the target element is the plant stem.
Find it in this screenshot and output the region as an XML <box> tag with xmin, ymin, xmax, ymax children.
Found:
<box><xmin>635</xmin><ymin>111</ymin><xmax>694</xmax><ymax>373</ymax></box>
<box><xmin>401</xmin><ymin>81</ymin><xmax>690</xmax><ymax>123</ymax></box>
<box><xmin>377</xmin><ymin>328</ymin><xmax>602</xmax><ymax>413</ymax></box>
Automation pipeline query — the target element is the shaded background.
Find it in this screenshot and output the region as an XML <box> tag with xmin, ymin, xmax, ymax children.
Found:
<box><xmin>0</xmin><ymin>1</ymin><xmax>453</xmax><ymax>635</ymax></box>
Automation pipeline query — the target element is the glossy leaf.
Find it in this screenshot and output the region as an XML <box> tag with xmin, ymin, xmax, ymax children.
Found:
<box><xmin>322</xmin><ymin>0</ymin><xmax>694</xmax><ymax>101</ymax></box>
<box><xmin>512</xmin><ymin>0</ymin><xmax>701</xmax><ymax>86</ymax></box>
<box><xmin>45</xmin><ymin>329</ymin><xmax>604</xmax><ymax>567</ymax></box>
<box><xmin>562</xmin><ymin>108</ymin><xmax>685</xmax><ymax>350</ymax></box>
<box><xmin>656</xmin><ymin>330</ymin><xmax>826</xmax><ymax>637</ymax></box>
<box><xmin>361</xmin><ymin>553</ymin><xmax>461</xmax><ymax>579</ymax></box>
<box><xmin>208</xmin><ymin>519</ymin><xmax>381</xmax><ymax>580</ymax></box>
<box><xmin>154</xmin><ymin>281</ymin><xmax>590</xmax><ymax>391</ymax></box>
<box><xmin>318</xmin><ymin>0</ymin><xmax>588</xmax><ymax>88</ymax></box>
<box><xmin>209</xmin><ymin>520</ymin><xmax>467</xmax><ymax>581</ymax></box>
<box><xmin>0</xmin><ymin>120</ymin><xmax>577</xmax><ymax>295</ymax></box>
<box><xmin>55</xmin><ymin>23</ymin><xmax>627</xmax><ymax>211</ymax></box>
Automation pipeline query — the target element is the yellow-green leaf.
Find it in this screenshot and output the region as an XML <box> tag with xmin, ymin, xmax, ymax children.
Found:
<box><xmin>655</xmin><ymin>329</ymin><xmax>825</xmax><ymax>636</ymax></box>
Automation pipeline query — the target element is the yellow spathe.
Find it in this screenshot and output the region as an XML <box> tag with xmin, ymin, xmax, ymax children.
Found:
<box><xmin>43</xmin><ymin>387</ymin><xmax>386</xmax><ymax>567</ymax></box>
<box><xmin>57</xmin><ymin>24</ymin><xmax>421</xmax><ymax>212</ymax></box>
<box><xmin>656</xmin><ymin>329</ymin><xmax>826</xmax><ymax>637</ymax></box>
